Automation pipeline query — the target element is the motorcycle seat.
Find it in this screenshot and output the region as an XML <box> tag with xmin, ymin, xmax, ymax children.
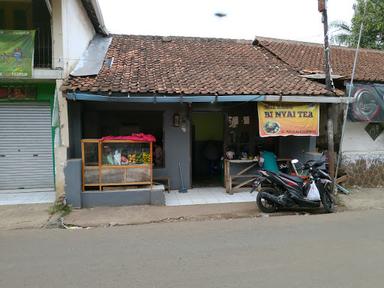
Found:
<box><xmin>278</xmin><ymin>172</ymin><xmax>304</xmax><ymax>184</ymax></box>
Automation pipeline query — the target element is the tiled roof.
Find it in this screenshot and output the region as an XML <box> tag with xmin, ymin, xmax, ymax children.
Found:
<box><xmin>255</xmin><ymin>37</ymin><xmax>384</xmax><ymax>83</ymax></box>
<box><xmin>63</xmin><ymin>35</ymin><xmax>338</xmax><ymax>96</ymax></box>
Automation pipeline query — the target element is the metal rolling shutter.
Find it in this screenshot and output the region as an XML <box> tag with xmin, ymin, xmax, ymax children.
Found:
<box><xmin>0</xmin><ymin>104</ymin><xmax>54</xmax><ymax>191</ymax></box>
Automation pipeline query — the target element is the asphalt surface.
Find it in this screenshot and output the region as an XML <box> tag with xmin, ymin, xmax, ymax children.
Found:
<box><xmin>1</xmin><ymin>209</ymin><xmax>384</xmax><ymax>288</ymax></box>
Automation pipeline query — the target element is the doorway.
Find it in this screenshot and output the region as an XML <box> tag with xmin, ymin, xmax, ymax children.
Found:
<box><xmin>191</xmin><ymin>112</ymin><xmax>224</xmax><ymax>187</ymax></box>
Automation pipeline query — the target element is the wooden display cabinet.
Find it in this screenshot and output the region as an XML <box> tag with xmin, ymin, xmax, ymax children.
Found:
<box><xmin>81</xmin><ymin>139</ymin><xmax>153</xmax><ymax>191</ymax></box>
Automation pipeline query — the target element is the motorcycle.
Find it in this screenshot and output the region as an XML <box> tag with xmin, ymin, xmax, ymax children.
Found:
<box><xmin>251</xmin><ymin>158</ymin><xmax>334</xmax><ymax>213</ymax></box>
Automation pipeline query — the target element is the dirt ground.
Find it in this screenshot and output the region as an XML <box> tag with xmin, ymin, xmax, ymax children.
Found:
<box><xmin>0</xmin><ymin>187</ymin><xmax>382</xmax><ymax>230</ymax></box>
<box><xmin>0</xmin><ymin>203</ymin><xmax>52</xmax><ymax>230</ymax></box>
<box><xmin>338</xmin><ymin>187</ymin><xmax>384</xmax><ymax>210</ymax></box>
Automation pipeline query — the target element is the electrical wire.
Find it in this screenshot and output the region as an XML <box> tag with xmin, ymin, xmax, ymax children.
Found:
<box><xmin>333</xmin><ymin>0</ymin><xmax>368</xmax><ymax>193</ymax></box>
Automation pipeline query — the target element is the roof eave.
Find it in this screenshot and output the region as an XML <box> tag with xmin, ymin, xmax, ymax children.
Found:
<box><xmin>81</xmin><ymin>0</ymin><xmax>109</xmax><ymax>36</ymax></box>
<box><xmin>65</xmin><ymin>92</ymin><xmax>350</xmax><ymax>104</ymax></box>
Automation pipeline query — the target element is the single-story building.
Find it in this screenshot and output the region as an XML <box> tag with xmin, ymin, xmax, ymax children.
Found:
<box><xmin>254</xmin><ymin>36</ymin><xmax>384</xmax><ymax>187</ymax></box>
<box><xmin>61</xmin><ymin>35</ymin><xmax>346</xmax><ymax>207</ymax></box>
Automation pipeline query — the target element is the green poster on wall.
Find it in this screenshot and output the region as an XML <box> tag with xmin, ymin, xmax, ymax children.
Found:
<box><xmin>0</xmin><ymin>30</ymin><xmax>35</xmax><ymax>78</ymax></box>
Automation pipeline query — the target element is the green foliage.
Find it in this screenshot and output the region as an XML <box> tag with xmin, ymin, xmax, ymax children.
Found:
<box><xmin>49</xmin><ymin>199</ymin><xmax>72</xmax><ymax>216</ymax></box>
<box><xmin>351</xmin><ymin>0</ymin><xmax>384</xmax><ymax>49</ymax></box>
<box><xmin>330</xmin><ymin>20</ymin><xmax>353</xmax><ymax>46</ymax></box>
<box><xmin>331</xmin><ymin>0</ymin><xmax>384</xmax><ymax>50</ymax></box>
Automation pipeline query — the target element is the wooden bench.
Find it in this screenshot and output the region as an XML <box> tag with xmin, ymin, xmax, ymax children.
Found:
<box><xmin>153</xmin><ymin>177</ymin><xmax>171</xmax><ymax>193</ymax></box>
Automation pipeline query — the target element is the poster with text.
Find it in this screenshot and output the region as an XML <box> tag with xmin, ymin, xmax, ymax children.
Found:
<box><xmin>0</xmin><ymin>30</ymin><xmax>35</xmax><ymax>78</ymax></box>
<box><xmin>258</xmin><ymin>102</ymin><xmax>320</xmax><ymax>137</ymax></box>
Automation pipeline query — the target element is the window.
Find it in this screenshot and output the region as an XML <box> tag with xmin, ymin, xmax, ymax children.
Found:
<box><xmin>14</xmin><ymin>9</ymin><xmax>28</xmax><ymax>29</ymax></box>
<box><xmin>0</xmin><ymin>10</ymin><xmax>5</xmax><ymax>28</ymax></box>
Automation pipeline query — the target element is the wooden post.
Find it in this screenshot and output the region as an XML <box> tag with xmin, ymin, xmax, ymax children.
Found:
<box><xmin>98</xmin><ymin>141</ymin><xmax>102</xmax><ymax>191</ymax></box>
<box><xmin>150</xmin><ymin>142</ymin><xmax>153</xmax><ymax>188</ymax></box>
<box><xmin>321</xmin><ymin>0</ymin><xmax>336</xmax><ymax>178</ymax></box>
<box><xmin>81</xmin><ymin>140</ymin><xmax>85</xmax><ymax>192</ymax></box>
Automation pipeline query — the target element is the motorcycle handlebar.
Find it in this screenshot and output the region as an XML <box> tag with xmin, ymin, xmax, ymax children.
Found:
<box><xmin>303</xmin><ymin>159</ymin><xmax>325</xmax><ymax>169</ymax></box>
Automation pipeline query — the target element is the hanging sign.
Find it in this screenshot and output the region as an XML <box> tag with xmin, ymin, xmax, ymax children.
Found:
<box><xmin>365</xmin><ymin>123</ymin><xmax>384</xmax><ymax>141</ymax></box>
<box><xmin>0</xmin><ymin>30</ymin><xmax>35</xmax><ymax>78</ymax></box>
<box><xmin>0</xmin><ymin>86</ymin><xmax>37</xmax><ymax>101</ymax></box>
<box><xmin>258</xmin><ymin>102</ymin><xmax>320</xmax><ymax>137</ymax></box>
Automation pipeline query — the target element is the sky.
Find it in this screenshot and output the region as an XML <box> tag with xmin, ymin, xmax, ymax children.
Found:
<box><xmin>98</xmin><ymin>0</ymin><xmax>356</xmax><ymax>43</ymax></box>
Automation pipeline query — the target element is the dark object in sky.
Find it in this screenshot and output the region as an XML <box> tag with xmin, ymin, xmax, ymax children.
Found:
<box><xmin>214</xmin><ymin>12</ymin><xmax>227</xmax><ymax>18</ymax></box>
<box><xmin>318</xmin><ymin>0</ymin><xmax>326</xmax><ymax>12</ymax></box>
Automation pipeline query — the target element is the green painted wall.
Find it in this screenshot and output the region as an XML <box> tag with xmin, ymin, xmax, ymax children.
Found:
<box><xmin>192</xmin><ymin>112</ymin><xmax>223</xmax><ymax>141</ymax></box>
<box><xmin>36</xmin><ymin>82</ymin><xmax>55</xmax><ymax>102</ymax></box>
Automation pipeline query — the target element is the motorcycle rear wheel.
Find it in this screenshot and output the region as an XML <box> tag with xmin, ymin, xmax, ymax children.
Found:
<box><xmin>256</xmin><ymin>188</ymin><xmax>279</xmax><ymax>213</ymax></box>
<box><xmin>320</xmin><ymin>184</ymin><xmax>334</xmax><ymax>213</ymax></box>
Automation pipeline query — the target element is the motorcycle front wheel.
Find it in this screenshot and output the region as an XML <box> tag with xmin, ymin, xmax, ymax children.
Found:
<box><xmin>256</xmin><ymin>188</ymin><xmax>279</xmax><ymax>213</ymax></box>
<box><xmin>319</xmin><ymin>183</ymin><xmax>334</xmax><ymax>213</ymax></box>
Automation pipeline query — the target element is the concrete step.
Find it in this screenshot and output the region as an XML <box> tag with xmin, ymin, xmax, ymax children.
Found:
<box><xmin>0</xmin><ymin>191</ymin><xmax>55</xmax><ymax>206</ymax></box>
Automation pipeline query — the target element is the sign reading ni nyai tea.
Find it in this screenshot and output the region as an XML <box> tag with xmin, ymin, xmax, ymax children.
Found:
<box><xmin>258</xmin><ymin>103</ymin><xmax>320</xmax><ymax>137</ymax></box>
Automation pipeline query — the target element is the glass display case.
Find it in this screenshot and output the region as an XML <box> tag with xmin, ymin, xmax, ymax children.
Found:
<box><xmin>81</xmin><ymin>139</ymin><xmax>153</xmax><ymax>191</ymax></box>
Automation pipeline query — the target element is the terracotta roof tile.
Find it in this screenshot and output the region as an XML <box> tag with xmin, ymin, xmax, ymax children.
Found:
<box><xmin>255</xmin><ymin>36</ymin><xmax>384</xmax><ymax>82</ymax></box>
<box><xmin>63</xmin><ymin>35</ymin><xmax>339</xmax><ymax>96</ymax></box>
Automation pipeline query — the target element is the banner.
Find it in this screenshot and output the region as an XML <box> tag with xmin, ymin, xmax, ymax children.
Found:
<box><xmin>0</xmin><ymin>86</ymin><xmax>37</xmax><ymax>101</ymax></box>
<box><xmin>258</xmin><ymin>103</ymin><xmax>320</xmax><ymax>137</ymax></box>
<box><xmin>347</xmin><ymin>83</ymin><xmax>384</xmax><ymax>122</ymax></box>
<box><xmin>0</xmin><ymin>30</ymin><xmax>35</xmax><ymax>78</ymax></box>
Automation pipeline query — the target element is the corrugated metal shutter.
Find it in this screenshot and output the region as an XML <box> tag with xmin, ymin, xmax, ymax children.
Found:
<box><xmin>0</xmin><ymin>104</ymin><xmax>54</xmax><ymax>191</ymax></box>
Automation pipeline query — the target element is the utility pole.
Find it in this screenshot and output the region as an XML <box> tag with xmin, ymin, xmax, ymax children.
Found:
<box><xmin>319</xmin><ymin>0</ymin><xmax>336</xmax><ymax>179</ymax></box>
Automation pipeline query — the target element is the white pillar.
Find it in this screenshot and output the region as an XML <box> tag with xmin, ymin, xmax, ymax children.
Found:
<box><xmin>54</xmin><ymin>79</ymin><xmax>69</xmax><ymax>198</ymax></box>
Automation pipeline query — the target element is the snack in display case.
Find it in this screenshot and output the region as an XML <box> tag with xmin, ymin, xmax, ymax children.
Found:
<box><xmin>81</xmin><ymin>135</ymin><xmax>155</xmax><ymax>191</ymax></box>
<box><xmin>101</xmin><ymin>143</ymin><xmax>152</xmax><ymax>166</ymax></box>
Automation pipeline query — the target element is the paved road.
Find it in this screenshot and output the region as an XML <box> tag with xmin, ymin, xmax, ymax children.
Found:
<box><xmin>1</xmin><ymin>210</ymin><xmax>384</xmax><ymax>288</ymax></box>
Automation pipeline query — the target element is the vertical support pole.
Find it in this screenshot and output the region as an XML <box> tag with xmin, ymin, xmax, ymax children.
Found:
<box><xmin>98</xmin><ymin>141</ymin><xmax>102</xmax><ymax>191</ymax></box>
<box><xmin>81</xmin><ymin>140</ymin><xmax>85</xmax><ymax>192</ymax></box>
<box><xmin>320</xmin><ymin>0</ymin><xmax>336</xmax><ymax>179</ymax></box>
<box><xmin>150</xmin><ymin>141</ymin><xmax>153</xmax><ymax>188</ymax></box>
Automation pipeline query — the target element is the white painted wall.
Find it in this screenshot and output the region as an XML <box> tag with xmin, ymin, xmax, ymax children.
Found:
<box><xmin>342</xmin><ymin>122</ymin><xmax>384</xmax><ymax>153</ymax></box>
<box><xmin>50</xmin><ymin>0</ymin><xmax>97</xmax><ymax>196</ymax></box>
<box><xmin>52</xmin><ymin>0</ymin><xmax>96</xmax><ymax>77</ymax></box>
<box><xmin>62</xmin><ymin>0</ymin><xmax>96</xmax><ymax>75</ymax></box>
<box><xmin>341</xmin><ymin>122</ymin><xmax>384</xmax><ymax>187</ymax></box>
<box><xmin>51</xmin><ymin>0</ymin><xmax>64</xmax><ymax>72</ymax></box>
